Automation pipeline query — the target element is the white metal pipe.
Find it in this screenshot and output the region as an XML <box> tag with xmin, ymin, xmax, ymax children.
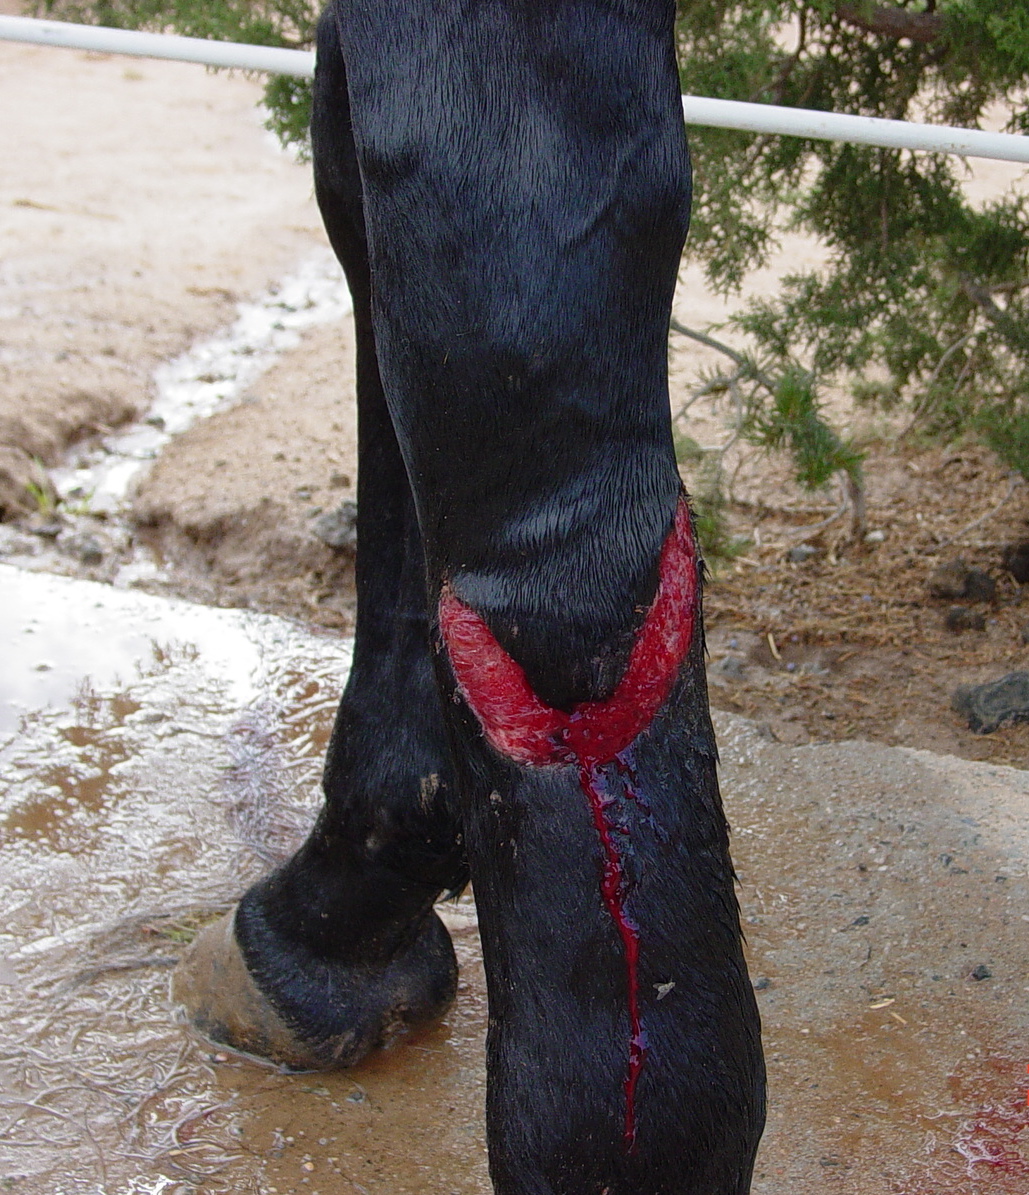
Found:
<box><xmin>0</xmin><ymin>15</ymin><xmax>314</xmax><ymax>77</ymax></box>
<box><xmin>1</xmin><ymin>15</ymin><xmax>1028</xmax><ymax>164</ymax></box>
<box><xmin>681</xmin><ymin>94</ymin><xmax>1029</xmax><ymax>165</ymax></box>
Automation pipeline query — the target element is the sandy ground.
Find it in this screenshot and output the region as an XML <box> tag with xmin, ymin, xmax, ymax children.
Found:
<box><xmin>0</xmin><ymin>34</ymin><xmax>327</xmax><ymax>515</ymax></box>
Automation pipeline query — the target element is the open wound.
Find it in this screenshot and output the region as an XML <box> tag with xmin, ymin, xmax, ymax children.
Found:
<box><xmin>438</xmin><ymin>499</ymin><xmax>698</xmax><ymax>1148</ymax></box>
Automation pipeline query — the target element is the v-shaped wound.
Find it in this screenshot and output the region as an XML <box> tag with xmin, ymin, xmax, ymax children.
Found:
<box><xmin>438</xmin><ymin>499</ymin><xmax>698</xmax><ymax>767</ymax></box>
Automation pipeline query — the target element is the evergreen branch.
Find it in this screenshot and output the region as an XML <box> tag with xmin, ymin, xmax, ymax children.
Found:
<box><xmin>960</xmin><ymin>277</ymin><xmax>1029</xmax><ymax>358</ymax></box>
<box><xmin>674</xmin><ymin>373</ymin><xmax>742</xmax><ymax>421</ymax></box>
<box><xmin>834</xmin><ymin>4</ymin><xmax>945</xmax><ymax>45</ymax></box>
<box><xmin>923</xmin><ymin>331</ymin><xmax>977</xmax><ymax>398</ymax></box>
<box><xmin>769</xmin><ymin>8</ymin><xmax>807</xmax><ymax>103</ymax></box>
<box><xmin>669</xmin><ymin>319</ymin><xmax>866</xmax><ymax>534</ymax></box>
<box><xmin>668</xmin><ymin>319</ymin><xmax>776</xmax><ymax>392</ymax></box>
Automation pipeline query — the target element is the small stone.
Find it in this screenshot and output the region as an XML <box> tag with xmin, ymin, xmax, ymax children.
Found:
<box><xmin>969</xmin><ymin>964</ymin><xmax>992</xmax><ymax>981</ymax></box>
<box><xmin>952</xmin><ymin>671</ymin><xmax>1029</xmax><ymax>733</ymax></box>
<box><xmin>30</xmin><ymin>519</ymin><xmax>62</xmax><ymax>540</ymax></box>
<box><xmin>927</xmin><ymin>558</ymin><xmax>970</xmax><ymax>599</ymax></box>
<box><xmin>312</xmin><ymin>501</ymin><xmax>358</xmax><ymax>552</ymax></box>
<box><xmin>752</xmin><ymin>976</ymin><xmax>771</xmax><ymax>991</ymax></box>
<box><xmin>944</xmin><ymin>606</ymin><xmax>986</xmax><ymax>632</ymax></box>
<box><xmin>1002</xmin><ymin>541</ymin><xmax>1029</xmax><ymax>584</ymax></box>
<box><xmin>787</xmin><ymin>544</ymin><xmax>818</xmax><ymax>564</ymax></box>
<box><xmin>864</xmin><ymin>529</ymin><xmax>886</xmax><ymax>544</ymax></box>
<box><xmin>329</xmin><ymin>470</ymin><xmax>351</xmax><ymax>488</ymax></box>
<box><xmin>717</xmin><ymin>655</ymin><xmax>745</xmax><ymax>680</ymax></box>
<box><xmin>61</xmin><ymin>532</ymin><xmax>104</xmax><ymax>566</ymax></box>
<box><xmin>963</xmin><ymin>569</ymin><xmax>996</xmax><ymax>603</ymax></box>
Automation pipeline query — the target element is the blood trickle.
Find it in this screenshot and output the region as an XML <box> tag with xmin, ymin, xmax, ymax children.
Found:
<box><xmin>580</xmin><ymin>762</ymin><xmax>646</xmax><ymax>1148</ymax></box>
<box><xmin>439</xmin><ymin>499</ymin><xmax>699</xmax><ymax>1149</ymax></box>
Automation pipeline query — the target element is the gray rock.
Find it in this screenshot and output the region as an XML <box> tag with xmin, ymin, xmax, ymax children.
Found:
<box><xmin>30</xmin><ymin>518</ymin><xmax>63</xmax><ymax>540</ymax></box>
<box><xmin>60</xmin><ymin>532</ymin><xmax>104</xmax><ymax>566</ymax></box>
<box><xmin>312</xmin><ymin>501</ymin><xmax>358</xmax><ymax>552</ymax></box>
<box><xmin>963</xmin><ymin>569</ymin><xmax>996</xmax><ymax>603</ymax></box>
<box><xmin>1002</xmin><ymin>541</ymin><xmax>1029</xmax><ymax>584</ymax></box>
<box><xmin>927</xmin><ymin>558</ymin><xmax>970</xmax><ymax>599</ymax></box>
<box><xmin>952</xmin><ymin>671</ymin><xmax>1029</xmax><ymax>733</ymax></box>
<box><xmin>787</xmin><ymin>543</ymin><xmax>818</xmax><ymax>564</ymax></box>
<box><xmin>927</xmin><ymin>559</ymin><xmax>995</xmax><ymax>603</ymax></box>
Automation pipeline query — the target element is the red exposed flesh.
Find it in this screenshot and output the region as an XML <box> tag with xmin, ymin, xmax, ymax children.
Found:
<box><xmin>438</xmin><ymin>500</ymin><xmax>699</xmax><ymax>1150</ymax></box>
<box><xmin>438</xmin><ymin>500</ymin><xmax>697</xmax><ymax>769</ymax></box>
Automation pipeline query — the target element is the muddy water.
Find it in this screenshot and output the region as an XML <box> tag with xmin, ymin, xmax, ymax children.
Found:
<box><xmin>0</xmin><ymin>566</ymin><xmax>487</xmax><ymax>1195</ymax></box>
<box><xmin>1</xmin><ymin>565</ymin><xmax>1027</xmax><ymax>1193</ymax></box>
<box><xmin>50</xmin><ymin>250</ymin><xmax>352</xmax><ymax>518</ymax></box>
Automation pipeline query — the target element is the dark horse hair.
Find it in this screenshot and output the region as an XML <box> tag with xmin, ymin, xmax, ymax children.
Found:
<box><xmin>184</xmin><ymin>3</ymin><xmax>765</xmax><ymax>1191</ymax></box>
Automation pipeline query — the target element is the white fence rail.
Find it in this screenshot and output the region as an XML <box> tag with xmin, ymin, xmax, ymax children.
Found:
<box><xmin>0</xmin><ymin>15</ymin><xmax>314</xmax><ymax>75</ymax></box>
<box><xmin>2</xmin><ymin>14</ymin><xmax>1029</xmax><ymax>164</ymax></box>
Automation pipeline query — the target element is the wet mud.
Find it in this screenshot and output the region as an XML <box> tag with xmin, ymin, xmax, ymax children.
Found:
<box><xmin>0</xmin><ymin>567</ymin><xmax>486</xmax><ymax>1195</ymax></box>
<box><xmin>1</xmin><ymin>565</ymin><xmax>1026</xmax><ymax>1193</ymax></box>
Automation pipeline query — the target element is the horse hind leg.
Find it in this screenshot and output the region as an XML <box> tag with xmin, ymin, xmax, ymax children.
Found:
<box><xmin>172</xmin><ymin>6</ymin><xmax>467</xmax><ymax>1069</ymax></box>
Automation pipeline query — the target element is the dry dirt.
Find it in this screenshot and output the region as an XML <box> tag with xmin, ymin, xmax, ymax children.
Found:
<box><xmin>0</xmin><ymin>30</ymin><xmax>327</xmax><ymax>513</ymax></box>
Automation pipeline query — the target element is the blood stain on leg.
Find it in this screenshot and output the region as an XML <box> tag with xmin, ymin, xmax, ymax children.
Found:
<box><xmin>439</xmin><ymin>498</ymin><xmax>700</xmax><ymax>1148</ymax></box>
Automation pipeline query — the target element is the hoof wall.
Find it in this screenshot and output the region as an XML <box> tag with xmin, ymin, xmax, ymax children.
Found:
<box><xmin>172</xmin><ymin>907</ymin><xmax>457</xmax><ymax>1070</ymax></box>
<box><xmin>172</xmin><ymin>911</ymin><xmax>326</xmax><ymax>1069</ymax></box>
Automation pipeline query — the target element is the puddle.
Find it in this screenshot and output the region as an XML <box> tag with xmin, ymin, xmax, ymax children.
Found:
<box><xmin>1</xmin><ymin>563</ymin><xmax>306</xmax><ymax>735</ymax></box>
<box><xmin>0</xmin><ymin>566</ymin><xmax>489</xmax><ymax>1195</ymax></box>
<box><xmin>50</xmin><ymin>249</ymin><xmax>352</xmax><ymax>516</ymax></box>
<box><xmin>0</xmin><ymin>567</ymin><xmax>1026</xmax><ymax>1193</ymax></box>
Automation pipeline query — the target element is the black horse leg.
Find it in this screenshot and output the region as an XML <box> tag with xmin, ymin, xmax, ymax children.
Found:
<box><xmin>332</xmin><ymin>0</ymin><xmax>766</xmax><ymax>1189</ymax></box>
<box><xmin>173</xmin><ymin>9</ymin><xmax>467</xmax><ymax>1068</ymax></box>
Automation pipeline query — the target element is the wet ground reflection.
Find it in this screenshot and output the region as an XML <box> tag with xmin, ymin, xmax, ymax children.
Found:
<box><xmin>0</xmin><ymin>567</ymin><xmax>487</xmax><ymax>1195</ymax></box>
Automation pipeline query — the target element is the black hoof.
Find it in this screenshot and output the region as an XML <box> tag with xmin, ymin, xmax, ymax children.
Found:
<box><xmin>172</xmin><ymin>904</ymin><xmax>458</xmax><ymax>1070</ymax></box>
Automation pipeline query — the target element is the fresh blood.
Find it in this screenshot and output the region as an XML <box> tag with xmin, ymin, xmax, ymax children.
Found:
<box><xmin>439</xmin><ymin>500</ymin><xmax>699</xmax><ymax>1148</ymax></box>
